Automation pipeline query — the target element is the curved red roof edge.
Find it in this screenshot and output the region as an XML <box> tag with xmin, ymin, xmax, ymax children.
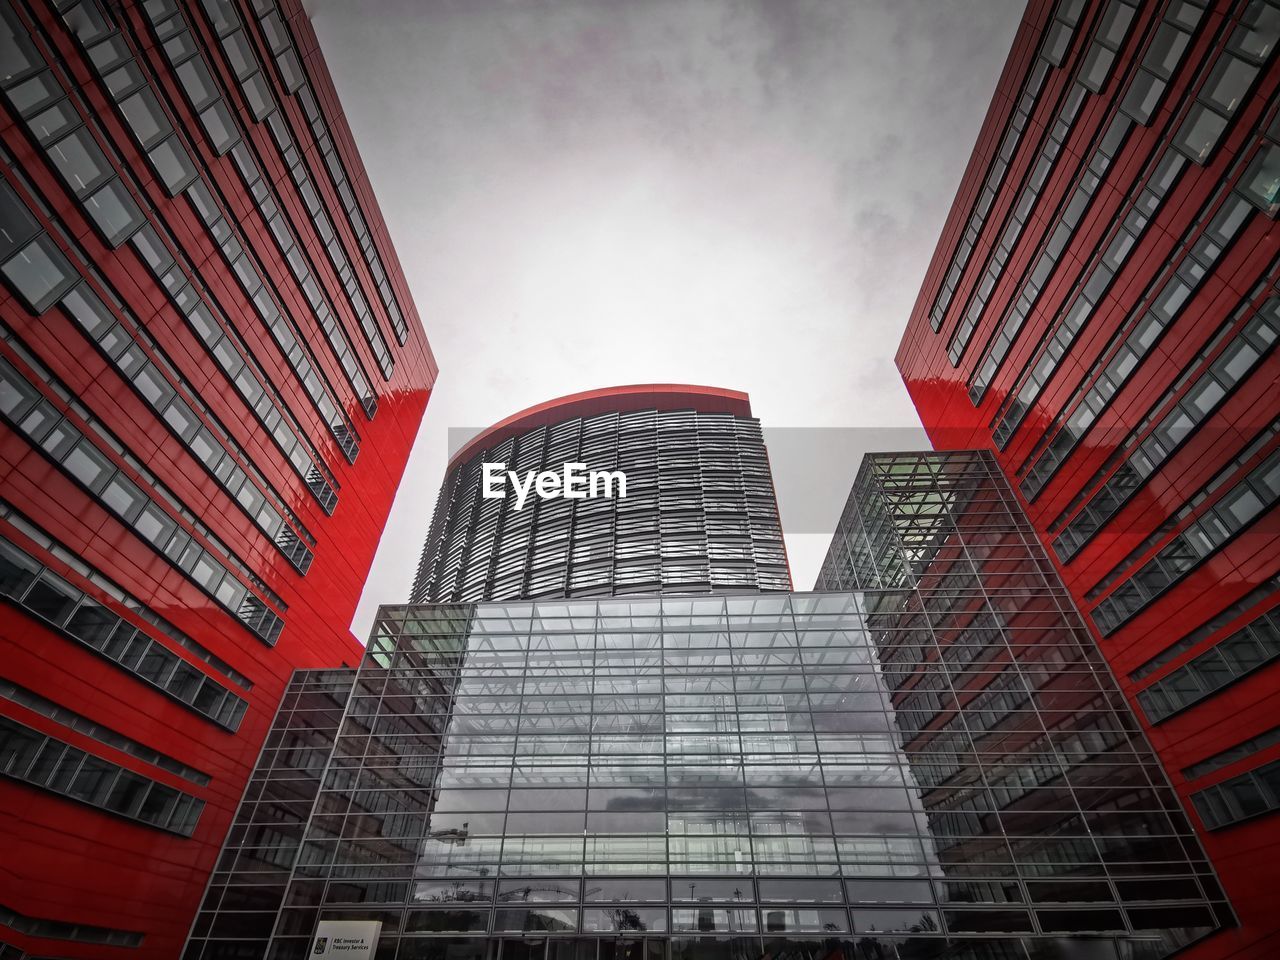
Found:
<box><xmin>448</xmin><ymin>384</ymin><xmax>753</xmax><ymax>467</ymax></box>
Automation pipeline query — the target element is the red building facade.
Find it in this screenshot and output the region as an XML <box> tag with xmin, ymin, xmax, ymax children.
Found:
<box><xmin>0</xmin><ymin>0</ymin><xmax>435</xmax><ymax>957</ymax></box>
<box><xmin>897</xmin><ymin>1</ymin><xmax>1280</xmax><ymax>958</ymax></box>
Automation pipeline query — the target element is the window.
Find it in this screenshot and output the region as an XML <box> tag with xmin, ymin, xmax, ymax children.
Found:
<box><xmin>1192</xmin><ymin>758</ymin><xmax>1280</xmax><ymax>829</ymax></box>
<box><xmin>242</xmin><ymin>72</ymin><xmax>273</xmax><ymax>121</ymax></box>
<box><xmin>220</xmin><ymin>30</ymin><xmax>257</xmax><ymax>79</ymax></box>
<box><xmin>0</xmin><ymin>181</ymin><xmax>41</xmax><ymax>260</ymax></box>
<box><xmin>1175</xmin><ymin>104</ymin><xmax>1228</xmax><ymax>163</ymax></box>
<box><xmin>22</xmin><ymin>570</ymin><xmax>79</xmax><ymax>625</ymax></box>
<box><xmin>0</xmin><ymin>717</ymin><xmax>203</xmax><ymax>835</ymax></box>
<box><xmin>1121</xmin><ymin>70</ymin><xmax>1164</xmax><ymax>124</ymax></box>
<box><xmin>27</xmin><ymin>99</ymin><xmax>79</xmax><ymax>145</ymax></box>
<box><xmin>147</xmin><ymin>137</ymin><xmax>197</xmax><ymax>195</ymax></box>
<box><xmin>1241</xmin><ymin>145</ymin><xmax>1280</xmax><ymax>213</ymax></box>
<box><xmin>175</xmin><ymin>58</ymin><xmax>218</xmax><ymax>110</ymax></box>
<box><xmin>1146</xmin><ymin>22</ymin><xmax>1190</xmax><ymax>79</ymax></box>
<box><xmin>118</xmin><ymin>88</ymin><xmax>170</xmax><ymax>149</ymax></box>
<box><xmin>1080</xmin><ymin>44</ymin><xmax>1116</xmax><ymax>93</ymax></box>
<box><xmin>0</xmin><ymin>5</ymin><xmax>40</xmax><ymax>79</ymax></box>
<box><xmin>1043</xmin><ymin>20</ymin><xmax>1072</xmax><ymax>64</ymax></box>
<box><xmin>1</xmin><ymin>235</ymin><xmax>77</xmax><ymax>313</ymax></box>
<box><xmin>47</xmin><ymin>129</ymin><xmax>111</xmax><ymax>198</ymax></box>
<box><xmin>83</xmin><ymin>179</ymin><xmax>144</xmax><ymax>246</ymax></box>
<box><xmin>1202</xmin><ymin>55</ymin><xmax>1259</xmax><ymax>116</ymax></box>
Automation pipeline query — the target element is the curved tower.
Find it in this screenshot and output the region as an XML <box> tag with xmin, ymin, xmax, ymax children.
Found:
<box><xmin>410</xmin><ymin>384</ymin><xmax>791</xmax><ymax>602</ymax></box>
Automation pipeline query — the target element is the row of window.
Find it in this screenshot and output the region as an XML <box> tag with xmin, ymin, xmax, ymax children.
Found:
<box><xmin>988</xmin><ymin>3</ymin><xmax>1274</xmax><ymax>450</ymax></box>
<box><xmin>249</xmin><ymin>874</ymin><xmax>1220</xmax><ymax>909</ymax></box>
<box><xmin>1047</xmin><ymin>293</ymin><xmax>1244</xmax><ymax>538</ymax></box>
<box><xmin>0</xmin><ymin>346</ymin><xmax>285</xmax><ymax>644</ymax></box>
<box><xmin>1184</xmin><ymin>724</ymin><xmax>1280</xmax><ymax>779</ymax></box>
<box><xmin>0</xmin><ymin>7</ymin><xmax>151</xmax><ymax>250</ymax></box>
<box><xmin>0</xmin><ymin>0</ymin><xmax>343</xmax><ymax>515</ymax></box>
<box><xmin>1136</xmin><ymin>602</ymin><xmax>1280</xmax><ymax>722</ymax></box>
<box><xmin>188</xmin><ymin>902</ymin><xmax>1211</xmax><ymax>938</ymax></box>
<box><xmin>60</xmin><ymin>280</ymin><xmax>316</xmax><ymax>572</ymax></box>
<box><xmin>1053</xmin><ymin>295</ymin><xmax>1280</xmax><ymax>559</ymax></box>
<box><xmin>1012</xmin><ymin>29</ymin><xmax>1280</xmax><ymax>487</ymax></box>
<box><xmin>286</xmin><ymin>828</ymin><xmax>1192</xmax><ymax>871</ymax></box>
<box><xmin>186</xmin><ymin>174</ymin><xmax>361</xmax><ymax>462</ymax></box>
<box><xmin>150</xmin><ymin>0</ymin><xmax>394</xmax><ymax>390</ymax></box>
<box><xmin>970</xmin><ymin>109</ymin><xmax>1138</xmax><ymax>405</ymax></box>
<box><xmin>1086</xmin><ymin>418</ymin><xmax>1280</xmax><ymax>604</ymax></box>
<box><xmin>950</xmin><ymin>0</ymin><xmax>1141</xmax><ymax>371</ymax></box>
<box><xmin>53</xmin><ymin>0</ymin><xmax>364</xmax><ymax>461</ymax></box>
<box><xmin>0</xmin><ymin>678</ymin><xmax>209</xmax><ymax>785</ymax></box>
<box><xmin>0</xmin><ymin>499</ymin><xmax>250</xmax><ymax>688</ymax></box>
<box><xmin>144</xmin><ymin>0</ymin><xmax>384</xmax><ymax>394</ymax></box>
<box><xmin>926</xmin><ymin>0</ymin><xmax>1087</xmax><ymax>332</ymax></box>
<box><xmin>0</xmin><ymin>715</ymin><xmax>203</xmax><ymax>836</ymax></box>
<box><xmin>1092</xmin><ymin>443</ymin><xmax>1280</xmax><ymax>633</ymax></box>
<box><xmin>1019</xmin><ymin>181</ymin><xmax>1260</xmax><ymax>501</ymax></box>
<box><xmin>129</xmin><ymin>221</ymin><xmax>341</xmax><ymax>513</ymax></box>
<box><xmin>186</xmin><ymin>935</ymin><xmax>1221</xmax><ymax>960</ymax></box>
<box><xmin>977</xmin><ymin>5</ymin><xmax>1213</xmax><ymax>418</ymax></box>
<box><xmin>236</xmin><ymin>0</ymin><xmax>411</xmax><ymax>347</ymax></box>
<box><xmin>947</xmin><ymin>79</ymin><xmax>1090</xmax><ymax>367</ymax></box>
<box><xmin>1168</xmin><ymin>2</ymin><xmax>1278</xmax><ymax>164</ymax></box>
<box><xmin>1191</xmin><ymin>757</ymin><xmax>1280</xmax><ymax>829</ymax></box>
<box><xmin>0</xmin><ymin>533</ymin><xmax>248</xmax><ymax>730</ymax></box>
<box><xmin>1116</xmin><ymin>1</ymin><xmax>1209</xmax><ymax>126</ymax></box>
<box><xmin>0</xmin><ymin>901</ymin><xmax>141</xmax><ymax>948</ymax></box>
<box><xmin>0</xmin><ymin>283</ymin><xmax>299</xmax><ymax>618</ymax></box>
<box><xmin>1132</xmin><ymin>573</ymin><xmax>1279</xmax><ymax>682</ymax></box>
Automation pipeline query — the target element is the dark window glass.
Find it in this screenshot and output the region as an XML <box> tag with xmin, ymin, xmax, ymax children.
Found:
<box><xmin>66</xmin><ymin>599</ymin><xmax>119</xmax><ymax>647</ymax></box>
<box><xmin>0</xmin><ymin>5</ymin><xmax>40</xmax><ymax>80</ymax></box>
<box><xmin>242</xmin><ymin>72</ymin><xmax>273</xmax><ymax>121</ymax></box>
<box><xmin>23</xmin><ymin>570</ymin><xmax>80</xmax><ymax>625</ymax></box>
<box><xmin>403</xmin><ymin>909</ymin><xmax>489</xmax><ymax>933</ymax></box>
<box><xmin>1121</xmin><ymin>69</ymin><xmax>1164</xmax><ymax>124</ymax></box>
<box><xmin>221</xmin><ymin>30</ymin><xmax>257</xmax><ymax>79</ymax></box>
<box><xmin>199</xmin><ymin>101</ymin><xmax>238</xmax><ymax>154</ymax></box>
<box><xmin>584</xmin><ymin>879</ymin><xmax>668</xmax><ymax>903</ymax></box>
<box><xmin>1043</xmin><ymin>21</ymin><xmax>1072</xmax><ymax>65</ymax></box>
<box><xmin>846</xmin><ymin>880</ymin><xmax>933</xmax><ymax>904</ymax></box>
<box><xmin>27</xmin><ymin>99</ymin><xmax>79</xmax><ymax>145</ymax></box>
<box><xmin>148</xmin><ymin>137</ymin><xmax>197</xmax><ymax>195</ymax></box>
<box><xmin>1241</xmin><ymin>145</ymin><xmax>1280</xmax><ymax>213</ymax></box>
<box><xmin>1174</xmin><ymin>104</ymin><xmax>1229</xmax><ymax>163</ymax></box>
<box><xmin>2</xmin><ymin>235</ymin><xmax>78</xmax><ymax>313</ymax></box>
<box><xmin>47</xmin><ymin>128</ymin><xmax>112</xmax><ymax>196</ymax></box>
<box><xmin>1146</xmin><ymin>22</ymin><xmax>1190</xmax><ymax>79</ymax></box>
<box><xmin>119</xmin><ymin>88</ymin><xmax>171</xmax><ymax>149</ymax></box>
<box><xmin>3</xmin><ymin>71</ymin><xmax>60</xmax><ymax>115</ymax></box>
<box><xmin>1080</xmin><ymin>44</ymin><xmax>1116</xmax><ymax>92</ymax></box>
<box><xmin>83</xmin><ymin>180</ymin><xmax>144</xmax><ymax>246</ymax></box>
<box><xmin>0</xmin><ymin>181</ymin><xmax>40</xmax><ymax>261</ymax></box>
<box><xmin>175</xmin><ymin>58</ymin><xmax>218</xmax><ymax>110</ymax></box>
<box><xmin>757</xmin><ymin>879</ymin><xmax>842</xmax><ymax>903</ymax></box>
<box><xmin>0</xmin><ymin>540</ymin><xmax>39</xmax><ymax>597</ymax></box>
<box><xmin>1203</xmin><ymin>55</ymin><xmax>1259</xmax><ymax>116</ymax></box>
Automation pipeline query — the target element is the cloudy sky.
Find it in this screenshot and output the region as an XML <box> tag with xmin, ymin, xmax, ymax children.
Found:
<box><xmin>303</xmin><ymin>0</ymin><xmax>1025</xmax><ymax>637</ymax></box>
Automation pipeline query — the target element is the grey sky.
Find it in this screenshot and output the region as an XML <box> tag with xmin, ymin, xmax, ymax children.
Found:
<box><xmin>303</xmin><ymin>0</ymin><xmax>1025</xmax><ymax>638</ymax></box>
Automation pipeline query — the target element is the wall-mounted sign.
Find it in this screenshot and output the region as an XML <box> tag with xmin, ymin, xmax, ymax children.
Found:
<box><xmin>310</xmin><ymin>920</ymin><xmax>382</xmax><ymax>958</ymax></box>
